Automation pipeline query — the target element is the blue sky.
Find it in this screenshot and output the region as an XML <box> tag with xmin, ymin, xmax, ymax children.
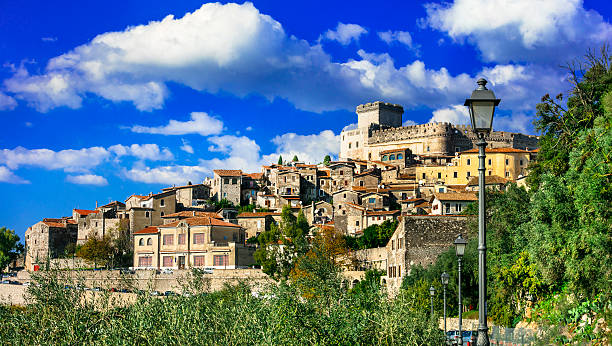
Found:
<box><xmin>1</xmin><ymin>0</ymin><xmax>611</xmax><ymax>239</ymax></box>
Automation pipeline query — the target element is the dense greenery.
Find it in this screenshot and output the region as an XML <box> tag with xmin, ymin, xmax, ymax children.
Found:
<box><xmin>401</xmin><ymin>47</ymin><xmax>612</xmax><ymax>342</ymax></box>
<box><xmin>323</xmin><ymin>154</ymin><xmax>331</xmax><ymax>166</ymax></box>
<box><xmin>0</xmin><ymin>227</ymin><xmax>22</xmax><ymax>274</ymax></box>
<box><xmin>75</xmin><ymin>220</ymin><xmax>132</xmax><ymax>268</ymax></box>
<box><xmin>344</xmin><ymin>220</ymin><xmax>398</xmax><ymax>250</ymax></box>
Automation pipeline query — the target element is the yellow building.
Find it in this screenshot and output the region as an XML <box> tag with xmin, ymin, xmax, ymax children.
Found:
<box><xmin>133</xmin><ymin>217</ymin><xmax>255</xmax><ymax>270</ymax></box>
<box><xmin>415</xmin><ymin>148</ymin><xmax>532</xmax><ymax>186</ymax></box>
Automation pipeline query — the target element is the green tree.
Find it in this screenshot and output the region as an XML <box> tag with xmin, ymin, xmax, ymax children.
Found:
<box><xmin>292</xmin><ymin>155</ymin><xmax>299</xmax><ymax>162</ymax></box>
<box><xmin>277</xmin><ymin>155</ymin><xmax>283</xmax><ymax>165</ymax></box>
<box><xmin>323</xmin><ymin>154</ymin><xmax>331</xmax><ymax>166</ymax></box>
<box><xmin>0</xmin><ymin>227</ymin><xmax>22</xmax><ymax>274</ymax></box>
<box><xmin>76</xmin><ymin>236</ymin><xmax>113</xmax><ymax>268</ymax></box>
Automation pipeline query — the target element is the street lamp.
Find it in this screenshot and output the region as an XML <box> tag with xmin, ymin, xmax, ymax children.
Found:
<box><xmin>454</xmin><ymin>233</ymin><xmax>468</xmax><ymax>346</ymax></box>
<box><xmin>441</xmin><ymin>272</ymin><xmax>450</xmax><ymax>336</ymax></box>
<box><xmin>465</xmin><ymin>77</ymin><xmax>500</xmax><ymax>346</ymax></box>
<box><xmin>429</xmin><ymin>285</ymin><xmax>436</xmax><ymax>318</ymax></box>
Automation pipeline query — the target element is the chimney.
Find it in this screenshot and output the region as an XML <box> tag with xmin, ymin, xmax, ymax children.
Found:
<box><xmin>96</xmin><ymin>201</ymin><xmax>98</xmax><ymax>208</ymax></box>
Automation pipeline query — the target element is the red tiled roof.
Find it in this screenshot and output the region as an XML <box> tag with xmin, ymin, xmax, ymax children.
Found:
<box><xmin>161</xmin><ymin>211</ymin><xmax>222</xmax><ymax>219</ymax></box>
<box><xmin>243</xmin><ymin>173</ymin><xmax>264</xmax><ymax>180</ymax></box>
<box><xmin>345</xmin><ymin>202</ymin><xmax>365</xmax><ymax>210</ymax></box>
<box><xmin>73</xmin><ymin>209</ymin><xmax>98</xmax><ymax>216</ymax></box>
<box><xmin>99</xmin><ymin>200</ymin><xmax>125</xmax><ymax>208</ymax></box>
<box><xmin>159</xmin><ymin>217</ymin><xmax>242</xmax><ymax>228</ymax></box>
<box><xmin>467</xmin><ymin>175</ymin><xmax>508</xmax><ymax>186</ymax></box>
<box><xmin>354</xmin><ymin>170</ymin><xmax>380</xmax><ymax>178</ymax></box>
<box><xmin>124</xmin><ymin>194</ymin><xmax>148</xmax><ymax>202</ymax></box>
<box><xmin>366</xmin><ymin>210</ymin><xmax>400</xmax><ymax>216</ymax></box>
<box><xmin>134</xmin><ymin>226</ymin><xmax>159</xmax><ymax>234</ymax></box>
<box><xmin>42</xmin><ymin>221</ymin><xmax>67</xmax><ymax>228</ymax></box>
<box><xmin>401</xmin><ymin>198</ymin><xmax>425</xmax><ymax>203</ymax></box>
<box><xmin>461</xmin><ymin>147</ymin><xmax>530</xmax><ymax>154</ymax></box>
<box><xmin>237</xmin><ymin>212</ymin><xmax>281</xmax><ymax>218</ymax></box>
<box><xmin>295</xmin><ymin>164</ymin><xmax>317</xmax><ymax>168</ymax></box>
<box><xmin>415</xmin><ymin>202</ymin><xmax>431</xmax><ymax>208</ymax></box>
<box><xmin>434</xmin><ymin>192</ymin><xmax>477</xmax><ymax>201</ymax></box>
<box><xmin>214</xmin><ymin>169</ymin><xmax>243</xmax><ymax>177</ymax></box>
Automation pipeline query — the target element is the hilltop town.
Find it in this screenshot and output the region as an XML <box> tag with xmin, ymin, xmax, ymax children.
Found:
<box><xmin>23</xmin><ymin>101</ymin><xmax>539</xmax><ymax>293</ymax></box>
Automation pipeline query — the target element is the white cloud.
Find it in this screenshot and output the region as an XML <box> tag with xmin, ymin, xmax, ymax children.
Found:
<box><xmin>378</xmin><ymin>30</ymin><xmax>416</xmax><ymax>48</ymax></box>
<box><xmin>429</xmin><ymin>104</ymin><xmax>470</xmax><ymax>124</ymax></box>
<box><xmin>245</xmin><ymin>126</ymin><xmax>253</xmax><ymax>131</ymax></box>
<box><xmin>0</xmin><ymin>146</ymin><xmax>110</xmax><ymax>172</ymax></box>
<box><xmin>424</xmin><ymin>0</ymin><xmax>612</xmax><ymax>63</ymax></box>
<box><xmin>66</xmin><ymin>174</ymin><xmax>108</xmax><ymax>186</ymax></box>
<box><xmin>322</xmin><ymin>22</ymin><xmax>368</xmax><ymax>45</ymax></box>
<box><xmin>0</xmin><ymin>166</ymin><xmax>29</xmax><ymax>184</ymax></box>
<box><xmin>261</xmin><ymin>130</ymin><xmax>340</xmax><ymax>164</ymax></box>
<box><xmin>180</xmin><ymin>139</ymin><xmax>194</xmax><ymax>154</ymax></box>
<box><xmin>130</xmin><ymin>111</ymin><xmax>223</xmax><ymax>136</ymax></box>
<box><xmin>0</xmin><ymin>92</ymin><xmax>17</xmax><ymax>110</ymax></box>
<box><xmin>123</xmin><ymin>165</ymin><xmax>209</xmax><ymax>185</ymax></box>
<box><xmin>1</xmin><ymin>2</ymin><xmax>571</xmax><ymax>121</ymax></box>
<box><xmin>108</xmin><ymin>144</ymin><xmax>173</xmax><ymax>161</ymax></box>
<box><xmin>403</xmin><ymin>120</ymin><xmax>418</xmax><ymax>126</ymax></box>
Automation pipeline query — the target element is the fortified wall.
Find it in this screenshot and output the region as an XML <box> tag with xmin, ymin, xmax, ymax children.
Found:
<box><xmin>340</xmin><ymin>101</ymin><xmax>539</xmax><ymax>161</ymax></box>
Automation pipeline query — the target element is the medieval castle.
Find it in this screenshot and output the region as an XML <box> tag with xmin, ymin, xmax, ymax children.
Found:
<box><xmin>340</xmin><ymin>101</ymin><xmax>539</xmax><ymax>161</ymax></box>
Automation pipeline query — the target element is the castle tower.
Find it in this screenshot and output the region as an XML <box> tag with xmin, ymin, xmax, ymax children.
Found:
<box><xmin>356</xmin><ymin>101</ymin><xmax>404</xmax><ymax>129</ymax></box>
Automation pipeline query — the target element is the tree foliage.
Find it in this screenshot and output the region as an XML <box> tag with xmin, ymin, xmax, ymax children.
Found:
<box><xmin>0</xmin><ymin>227</ymin><xmax>22</xmax><ymax>274</ymax></box>
<box><xmin>323</xmin><ymin>155</ymin><xmax>331</xmax><ymax>166</ymax></box>
<box><xmin>76</xmin><ymin>237</ymin><xmax>113</xmax><ymax>268</ymax></box>
<box><xmin>344</xmin><ymin>220</ymin><xmax>398</xmax><ymax>250</ymax></box>
<box><xmin>277</xmin><ymin>155</ymin><xmax>283</xmax><ymax>165</ymax></box>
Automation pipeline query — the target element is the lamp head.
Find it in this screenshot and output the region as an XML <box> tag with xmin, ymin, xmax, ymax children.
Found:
<box><xmin>429</xmin><ymin>285</ymin><xmax>436</xmax><ymax>296</ymax></box>
<box><xmin>464</xmin><ymin>78</ymin><xmax>500</xmax><ymax>134</ymax></box>
<box><xmin>441</xmin><ymin>272</ymin><xmax>450</xmax><ymax>285</ymax></box>
<box><xmin>454</xmin><ymin>233</ymin><xmax>468</xmax><ymax>257</ymax></box>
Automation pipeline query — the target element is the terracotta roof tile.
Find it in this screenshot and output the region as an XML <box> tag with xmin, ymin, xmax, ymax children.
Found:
<box><xmin>237</xmin><ymin>212</ymin><xmax>281</xmax><ymax>218</ymax></box>
<box><xmin>124</xmin><ymin>194</ymin><xmax>148</xmax><ymax>202</ymax></box>
<box><xmin>366</xmin><ymin>210</ymin><xmax>400</xmax><ymax>216</ymax></box>
<box><xmin>73</xmin><ymin>209</ymin><xmax>98</xmax><ymax>216</ymax></box>
<box><xmin>434</xmin><ymin>192</ymin><xmax>478</xmax><ymax>201</ymax></box>
<box><xmin>214</xmin><ymin>169</ymin><xmax>243</xmax><ymax>177</ymax></box>
<box><xmin>134</xmin><ymin>226</ymin><xmax>159</xmax><ymax>234</ymax></box>
<box><xmin>243</xmin><ymin>173</ymin><xmax>264</xmax><ymax>180</ymax></box>
<box><xmin>42</xmin><ymin>221</ymin><xmax>67</xmax><ymax>228</ymax></box>
<box><xmin>467</xmin><ymin>175</ymin><xmax>508</xmax><ymax>186</ymax></box>
<box><xmin>161</xmin><ymin>211</ymin><xmax>222</xmax><ymax>219</ymax></box>
<box><xmin>461</xmin><ymin>147</ymin><xmax>531</xmax><ymax>154</ymax></box>
<box><xmin>159</xmin><ymin>217</ymin><xmax>242</xmax><ymax>228</ymax></box>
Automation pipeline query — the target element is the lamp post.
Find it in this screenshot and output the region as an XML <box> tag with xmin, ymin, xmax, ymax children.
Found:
<box><xmin>429</xmin><ymin>285</ymin><xmax>436</xmax><ymax>318</ymax></box>
<box><xmin>454</xmin><ymin>233</ymin><xmax>468</xmax><ymax>346</ymax></box>
<box><xmin>441</xmin><ymin>272</ymin><xmax>450</xmax><ymax>336</ymax></box>
<box><xmin>464</xmin><ymin>78</ymin><xmax>500</xmax><ymax>346</ymax></box>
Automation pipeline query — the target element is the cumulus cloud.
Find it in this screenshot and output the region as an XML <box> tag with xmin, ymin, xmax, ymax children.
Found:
<box><xmin>429</xmin><ymin>104</ymin><xmax>470</xmax><ymax>124</ymax></box>
<box><xmin>424</xmin><ymin>0</ymin><xmax>612</xmax><ymax>63</ymax></box>
<box><xmin>403</xmin><ymin>119</ymin><xmax>418</xmax><ymax>126</ymax></box>
<box><xmin>123</xmin><ymin>164</ymin><xmax>210</xmax><ymax>185</ymax></box>
<box><xmin>322</xmin><ymin>22</ymin><xmax>368</xmax><ymax>45</ymax></box>
<box><xmin>130</xmin><ymin>112</ymin><xmax>223</xmax><ymax>136</ymax></box>
<box><xmin>66</xmin><ymin>174</ymin><xmax>108</xmax><ymax>186</ymax></box>
<box><xmin>0</xmin><ymin>166</ymin><xmax>29</xmax><ymax>184</ymax></box>
<box><xmin>180</xmin><ymin>139</ymin><xmax>194</xmax><ymax>154</ymax></box>
<box><xmin>0</xmin><ymin>146</ymin><xmax>111</xmax><ymax>172</ymax></box>
<box><xmin>108</xmin><ymin>144</ymin><xmax>174</xmax><ymax>161</ymax></box>
<box><xmin>0</xmin><ymin>92</ymin><xmax>17</xmax><ymax>111</ymax></box>
<box><xmin>1</xmin><ymin>2</ymin><xmax>528</xmax><ymax>115</ymax></box>
<box><xmin>378</xmin><ymin>30</ymin><xmax>419</xmax><ymax>52</ymax></box>
<box><xmin>261</xmin><ymin>130</ymin><xmax>340</xmax><ymax>164</ymax></box>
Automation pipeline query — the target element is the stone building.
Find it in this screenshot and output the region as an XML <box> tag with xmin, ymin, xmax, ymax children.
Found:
<box><xmin>162</xmin><ymin>183</ymin><xmax>210</xmax><ymax>209</ymax></box>
<box><xmin>340</xmin><ymin>101</ymin><xmax>538</xmax><ymax>162</ymax></box>
<box><xmin>236</xmin><ymin>212</ymin><xmax>279</xmax><ymax>239</ymax></box>
<box><xmin>212</xmin><ymin>169</ymin><xmax>243</xmax><ymax>206</ymax></box>
<box><xmin>431</xmin><ymin>192</ymin><xmax>477</xmax><ymax>215</ymax></box>
<box><xmin>25</xmin><ymin>218</ymin><xmax>78</xmax><ymax>270</ymax></box>
<box><xmin>302</xmin><ymin>201</ymin><xmax>334</xmax><ymax>225</ymax></box>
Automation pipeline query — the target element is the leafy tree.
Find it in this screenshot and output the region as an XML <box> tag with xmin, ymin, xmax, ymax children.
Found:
<box><xmin>0</xmin><ymin>227</ymin><xmax>22</xmax><ymax>274</ymax></box>
<box><xmin>292</xmin><ymin>155</ymin><xmax>299</xmax><ymax>162</ymax></box>
<box><xmin>76</xmin><ymin>236</ymin><xmax>113</xmax><ymax>268</ymax></box>
<box><xmin>63</xmin><ymin>243</ymin><xmax>77</xmax><ymax>258</ymax></box>
<box><xmin>238</xmin><ymin>204</ymin><xmax>256</xmax><ymax>213</ymax></box>
<box><xmin>344</xmin><ymin>220</ymin><xmax>398</xmax><ymax>250</ymax></box>
<box><xmin>209</xmin><ymin>198</ymin><xmax>235</xmax><ymax>210</ymax></box>
<box><xmin>277</xmin><ymin>155</ymin><xmax>283</xmax><ymax>165</ymax></box>
<box><xmin>323</xmin><ymin>155</ymin><xmax>331</xmax><ymax>166</ymax></box>
<box><xmin>110</xmin><ymin>219</ymin><xmax>132</xmax><ymax>268</ymax></box>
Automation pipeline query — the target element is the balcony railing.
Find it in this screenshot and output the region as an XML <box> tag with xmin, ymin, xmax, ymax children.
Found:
<box><xmin>213</xmin><ymin>242</ymin><xmax>229</xmax><ymax>247</ymax></box>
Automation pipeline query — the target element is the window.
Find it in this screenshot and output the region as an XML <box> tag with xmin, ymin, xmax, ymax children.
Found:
<box><xmin>426</xmin><ymin>146</ymin><xmax>430</xmax><ymax>152</ymax></box>
<box><xmin>453</xmin><ymin>172</ymin><xmax>458</xmax><ymax>178</ymax></box>
<box><xmin>437</xmin><ymin>172</ymin><xmax>442</xmax><ymax>179</ymax></box>
<box><xmin>389</xmin><ymin>154</ymin><xmax>396</xmax><ymax>160</ymax></box>
<box><xmin>232</xmin><ymin>178</ymin><xmax>237</xmax><ymax>184</ymax></box>
<box><xmin>292</xmin><ymin>176</ymin><xmax>295</xmax><ymax>182</ymax></box>
<box><xmin>339</xmin><ymin>170</ymin><xmax>344</xmax><ymax>175</ymax></box>
<box><xmin>468</xmin><ymin>171</ymin><xmax>472</xmax><ymax>177</ymax></box>
<box><xmin>160</xmin><ymin>199</ymin><xmax>165</xmax><ymax>207</ymax></box>
<box><xmin>520</xmin><ymin>159</ymin><xmax>524</xmax><ymax>165</ymax></box>
<box><xmin>138</xmin><ymin>256</ymin><xmax>152</xmax><ymax>267</ymax></box>
<box><xmin>193</xmin><ymin>256</ymin><xmax>205</xmax><ymax>267</ymax></box>
<box><xmin>456</xmin><ymin>203</ymin><xmax>462</xmax><ymax>212</ymax></box>
<box><xmin>178</xmin><ymin>234</ymin><xmax>186</xmax><ymax>245</ymax></box>
<box><xmin>161</xmin><ymin>212</ymin><xmax>164</xmax><ymax>217</ymax></box>
<box><xmin>368</xmin><ymin>153</ymin><xmax>372</xmax><ymax>160</ymax></box>
<box><xmin>163</xmin><ymin>256</ymin><xmax>173</xmax><ymax>267</ymax></box>
<box><xmin>223</xmin><ymin>192</ymin><xmax>227</xmax><ymax>197</ymax></box>
<box><xmin>398</xmin><ymin>265</ymin><xmax>401</xmax><ymax>276</ymax></box>
<box><xmin>505</xmin><ymin>171</ymin><xmax>510</xmax><ymax>177</ymax></box>
<box><xmin>139</xmin><ymin>238</ymin><xmax>144</xmax><ymax>246</ymax></box>
<box><xmin>392</xmin><ymin>240</ymin><xmax>395</xmax><ymax>250</ymax></box>
<box><xmin>257</xmin><ymin>220</ymin><xmax>262</xmax><ymax>229</ymax></box>
<box><xmin>193</xmin><ymin>233</ymin><xmax>205</xmax><ymax>244</ymax></box>
<box><xmin>213</xmin><ymin>255</ymin><xmax>229</xmax><ymax>266</ymax></box>
<box><xmin>445</xmin><ymin>203</ymin><xmax>451</xmax><ymax>214</ymax></box>
<box><xmin>348</xmin><ymin>143</ymin><xmax>352</xmax><ymax>149</ymax></box>
<box><xmin>455</xmin><ymin>146</ymin><xmax>461</xmax><ymax>152</ymax></box>
<box><xmin>488</xmin><ymin>159</ymin><xmax>491</xmax><ymax>165</ymax></box>
<box><xmin>224</xmin><ymin>178</ymin><xmax>229</xmax><ymax>184</ymax></box>
<box><xmin>145</xmin><ymin>211</ymin><xmax>150</xmax><ymax>218</ymax></box>
<box><xmin>467</xmin><ymin>159</ymin><xmax>471</xmax><ymax>165</ymax></box>
<box><xmin>505</xmin><ymin>159</ymin><xmax>509</xmax><ymax>165</ymax></box>
<box><xmin>397</xmin><ymin>154</ymin><xmax>403</xmax><ymax>160</ymax></box>
<box><xmin>368</xmin><ymin>198</ymin><xmax>376</xmax><ymax>203</ymax></box>
<box><xmin>439</xmin><ymin>188</ymin><xmax>444</xmax><ymax>192</ymax></box>
<box><xmin>359</xmin><ymin>181</ymin><xmax>364</xmax><ymax>187</ymax></box>
<box><xmin>95</xmin><ymin>221</ymin><xmax>98</xmax><ymax>227</ymax></box>
<box><xmin>422</xmin><ymin>173</ymin><xmax>426</xmax><ymax>179</ymax></box>
<box><xmin>382</xmin><ymin>155</ymin><xmax>388</xmax><ymax>161</ymax></box>
<box><xmin>356</xmin><ymin>220</ymin><xmax>359</xmax><ymax>226</ymax></box>
<box><xmin>344</xmin><ymin>181</ymin><xmax>348</xmax><ymax>186</ymax></box>
<box><xmin>356</xmin><ymin>142</ymin><xmax>359</xmax><ymax>148</ymax></box>
<box><xmin>163</xmin><ymin>234</ymin><xmax>174</xmax><ymax>245</ymax></box>
<box><xmin>147</xmin><ymin>238</ymin><xmax>152</xmax><ymax>245</ymax></box>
